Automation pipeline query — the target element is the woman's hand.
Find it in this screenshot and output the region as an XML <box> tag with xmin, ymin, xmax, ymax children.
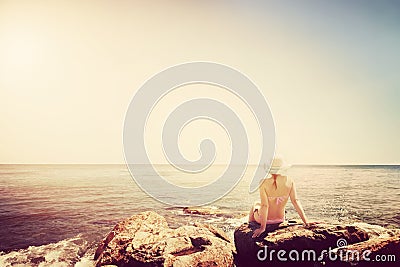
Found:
<box><xmin>252</xmin><ymin>227</ymin><xmax>266</xmax><ymax>238</ymax></box>
<box><xmin>304</xmin><ymin>221</ymin><xmax>319</xmax><ymax>227</ymax></box>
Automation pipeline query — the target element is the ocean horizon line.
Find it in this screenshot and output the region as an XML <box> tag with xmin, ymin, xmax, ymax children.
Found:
<box><xmin>0</xmin><ymin>163</ymin><xmax>399</xmax><ymax>167</ymax></box>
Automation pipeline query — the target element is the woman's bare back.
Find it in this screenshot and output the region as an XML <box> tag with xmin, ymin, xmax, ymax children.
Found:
<box><xmin>253</xmin><ymin>175</ymin><xmax>293</xmax><ymax>223</ymax></box>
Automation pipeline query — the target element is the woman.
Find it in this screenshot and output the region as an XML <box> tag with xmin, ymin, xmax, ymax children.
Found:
<box><xmin>249</xmin><ymin>157</ymin><xmax>311</xmax><ymax>238</ymax></box>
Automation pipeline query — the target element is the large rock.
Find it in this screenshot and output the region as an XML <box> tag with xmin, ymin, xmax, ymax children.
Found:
<box><xmin>234</xmin><ymin>221</ymin><xmax>400</xmax><ymax>267</ymax></box>
<box><xmin>94</xmin><ymin>211</ymin><xmax>234</xmax><ymax>267</ymax></box>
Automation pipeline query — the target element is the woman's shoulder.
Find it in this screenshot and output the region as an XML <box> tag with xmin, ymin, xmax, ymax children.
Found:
<box><xmin>280</xmin><ymin>175</ymin><xmax>294</xmax><ymax>183</ymax></box>
<box><xmin>284</xmin><ymin>176</ymin><xmax>296</xmax><ymax>188</ymax></box>
<box><xmin>259</xmin><ymin>177</ymin><xmax>272</xmax><ymax>187</ymax></box>
<box><xmin>276</xmin><ymin>175</ymin><xmax>294</xmax><ymax>187</ymax></box>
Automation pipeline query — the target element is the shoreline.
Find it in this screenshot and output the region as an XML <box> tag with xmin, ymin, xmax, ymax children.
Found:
<box><xmin>1</xmin><ymin>207</ymin><xmax>399</xmax><ymax>266</ymax></box>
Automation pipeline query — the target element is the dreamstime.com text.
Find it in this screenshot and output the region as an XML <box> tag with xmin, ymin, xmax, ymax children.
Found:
<box><xmin>257</xmin><ymin>245</ymin><xmax>396</xmax><ymax>263</ymax></box>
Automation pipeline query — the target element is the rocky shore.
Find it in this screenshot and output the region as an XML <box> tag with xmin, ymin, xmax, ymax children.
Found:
<box><xmin>94</xmin><ymin>211</ymin><xmax>235</xmax><ymax>266</ymax></box>
<box><xmin>94</xmin><ymin>210</ymin><xmax>399</xmax><ymax>267</ymax></box>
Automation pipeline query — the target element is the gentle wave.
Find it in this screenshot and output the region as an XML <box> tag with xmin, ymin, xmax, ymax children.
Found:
<box><xmin>0</xmin><ymin>235</ymin><xmax>95</xmax><ymax>267</ymax></box>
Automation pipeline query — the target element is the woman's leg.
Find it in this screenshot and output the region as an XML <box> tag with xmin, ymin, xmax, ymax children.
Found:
<box><xmin>248</xmin><ymin>202</ymin><xmax>261</xmax><ymax>223</ymax></box>
<box><xmin>254</xmin><ymin>208</ymin><xmax>261</xmax><ymax>223</ymax></box>
<box><xmin>248</xmin><ymin>205</ymin><xmax>256</xmax><ymax>222</ymax></box>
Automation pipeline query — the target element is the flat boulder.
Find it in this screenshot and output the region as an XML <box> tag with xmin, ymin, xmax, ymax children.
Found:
<box><xmin>94</xmin><ymin>211</ymin><xmax>234</xmax><ymax>267</ymax></box>
<box><xmin>234</xmin><ymin>221</ymin><xmax>400</xmax><ymax>267</ymax></box>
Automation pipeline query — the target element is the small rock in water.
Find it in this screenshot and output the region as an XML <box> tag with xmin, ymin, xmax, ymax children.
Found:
<box><xmin>94</xmin><ymin>211</ymin><xmax>235</xmax><ymax>266</ymax></box>
<box><xmin>183</xmin><ymin>206</ymin><xmax>245</xmax><ymax>218</ymax></box>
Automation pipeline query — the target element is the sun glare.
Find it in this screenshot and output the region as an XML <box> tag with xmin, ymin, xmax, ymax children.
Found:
<box><xmin>1</xmin><ymin>30</ymin><xmax>39</xmax><ymax>70</ymax></box>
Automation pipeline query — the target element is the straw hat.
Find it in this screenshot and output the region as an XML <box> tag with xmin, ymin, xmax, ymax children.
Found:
<box><xmin>267</xmin><ymin>157</ymin><xmax>291</xmax><ymax>175</ymax></box>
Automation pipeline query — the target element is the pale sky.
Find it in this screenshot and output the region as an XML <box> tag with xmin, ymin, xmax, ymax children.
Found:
<box><xmin>0</xmin><ymin>0</ymin><xmax>399</xmax><ymax>164</ymax></box>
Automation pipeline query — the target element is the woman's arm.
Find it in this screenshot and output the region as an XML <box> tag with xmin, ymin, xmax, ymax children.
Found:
<box><xmin>248</xmin><ymin>205</ymin><xmax>255</xmax><ymax>222</ymax></box>
<box><xmin>289</xmin><ymin>181</ymin><xmax>309</xmax><ymax>224</ymax></box>
<box><xmin>252</xmin><ymin>185</ymin><xmax>269</xmax><ymax>238</ymax></box>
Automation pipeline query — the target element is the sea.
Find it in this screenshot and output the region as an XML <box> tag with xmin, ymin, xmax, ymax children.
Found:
<box><xmin>0</xmin><ymin>164</ymin><xmax>399</xmax><ymax>266</ymax></box>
